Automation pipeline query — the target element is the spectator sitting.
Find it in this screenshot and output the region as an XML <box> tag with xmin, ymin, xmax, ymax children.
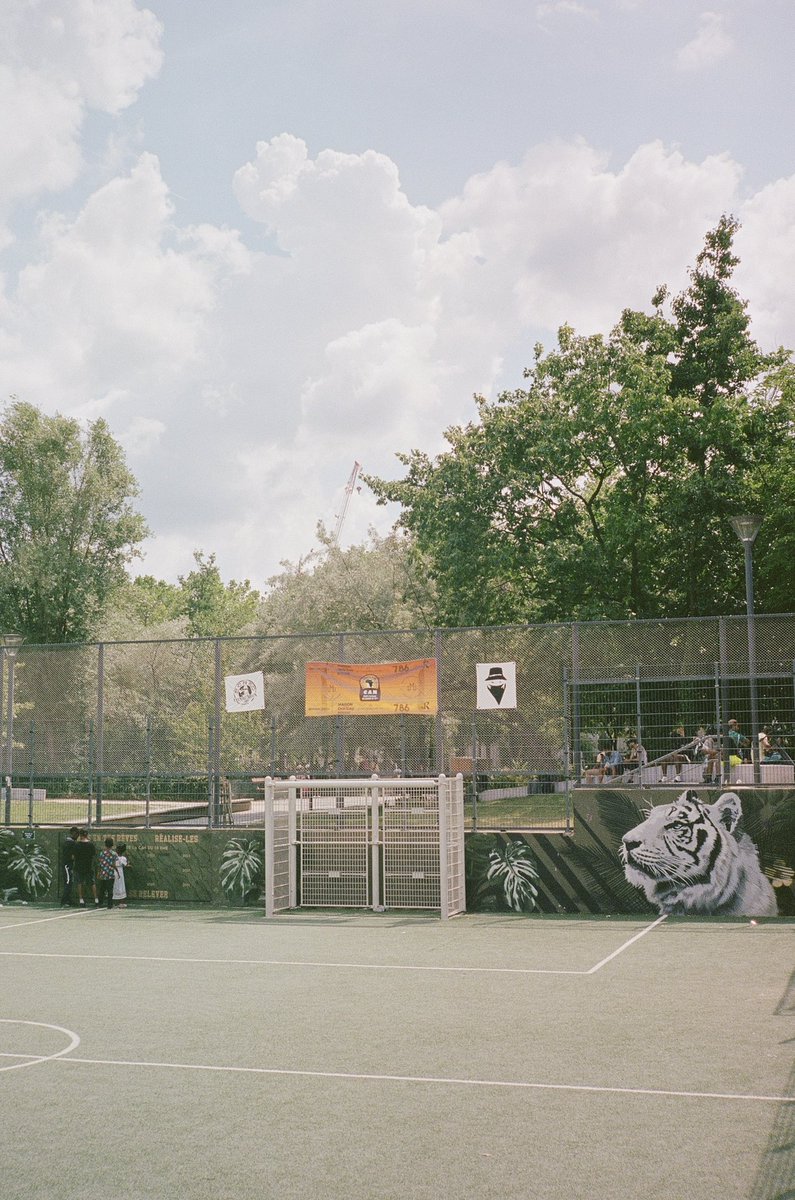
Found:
<box><xmin>583</xmin><ymin>750</ymin><xmax>607</xmax><ymax>785</ymax></box>
<box><xmin>759</xmin><ymin>726</ymin><xmax>784</xmax><ymax>763</ymax></box>
<box><xmin>658</xmin><ymin>724</ymin><xmax>693</xmax><ymax>776</ymax></box>
<box><xmin>602</xmin><ymin>748</ymin><xmax>624</xmax><ymax>778</ymax></box>
<box><xmin>624</xmin><ymin>740</ymin><xmax>648</xmax><ymax>768</ymax></box>
<box><xmin>699</xmin><ymin>726</ymin><xmax>721</xmax><ymax>784</ymax></box>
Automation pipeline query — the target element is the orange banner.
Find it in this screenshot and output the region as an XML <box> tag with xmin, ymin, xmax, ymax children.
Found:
<box><xmin>305</xmin><ymin>659</ymin><xmax>438</xmax><ymax>716</ymax></box>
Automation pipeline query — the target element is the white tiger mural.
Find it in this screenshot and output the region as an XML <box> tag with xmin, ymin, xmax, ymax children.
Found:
<box><xmin>620</xmin><ymin>790</ymin><xmax>777</xmax><ymax>917</ymax></box>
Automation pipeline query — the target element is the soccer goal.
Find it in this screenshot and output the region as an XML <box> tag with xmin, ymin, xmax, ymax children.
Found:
<box><xmin>263</xmin><ymin>775</ymin><xmax>466</xmax><ymax>919</ymax></box>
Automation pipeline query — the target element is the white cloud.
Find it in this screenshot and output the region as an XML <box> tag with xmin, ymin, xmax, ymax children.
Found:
<box><xmin>536</xmin><ymin>1</ymin><xmax>597</xmax><ymax>22</ymax></box>
<box><xmin>676</xmin><ymin>12</ymin><xmax>734</xmax><ymax>72</ymax></box>
<box><xmin>736</xmin><ymin>176</ymin><xmax>795</xmax><ymax>350</ymax></box>
<box><xmin>0</xmin><ymin>0</ymin><xmax>161</xmax><ymax>241</ymax></box>
<box><xmin>122</xmin><ymin>414</ymin><xmax>166</xmax><ymax>455</ymax></box>
<box><xmin>438</xmin><ymin>139</ymin><xmax>742</xmax><ymax>334</ymax></box>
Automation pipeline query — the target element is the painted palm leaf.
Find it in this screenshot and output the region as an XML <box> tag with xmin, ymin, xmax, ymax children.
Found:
<box><xmin>219</xmin><ymin>837</ymin><xmax>264</xmax><ymax>900</ymax></box>
<box><xmin>486</xmin><ymin>839</ymin><xmax>540</xmax><ymax>911</ymax></box>
<box><xmin>3</xmin><ymin>842</ymin><xmax>53</xmax><ymax>897</ymax></box>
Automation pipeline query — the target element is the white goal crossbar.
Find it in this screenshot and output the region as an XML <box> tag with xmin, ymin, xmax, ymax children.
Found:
<box><xmin>263</xmin><ymin>775</ymin><xmax>466</xmax><ymax>920</ymax></box>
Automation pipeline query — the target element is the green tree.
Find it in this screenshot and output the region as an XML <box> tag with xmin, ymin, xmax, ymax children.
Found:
<box><xmin>369</xmin><ymin>221</ymin><xmax>795</xmax><ymax>625</ymax></box>
<box><xmin>179</xmin><ymin>551</ymin><xmax>260</xmax><ymax>638</ymax></box>
<box><xmin>0</xmin><ymin>400</ymin><xmax>148</xmax><ymax>643</ymax></box>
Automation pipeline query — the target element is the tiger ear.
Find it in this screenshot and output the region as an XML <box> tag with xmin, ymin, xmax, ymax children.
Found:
<box><xmin>713</xmin><ymin>791</ymin><xmax>742</xmax><ymax>832</ymax></box>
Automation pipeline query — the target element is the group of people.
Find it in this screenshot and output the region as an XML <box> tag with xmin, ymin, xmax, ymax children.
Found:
<box><xmin>585</xmin><ymin>718</ymin><xmax>790</xmax><ymax>786</ymax></box>
<box><xmin>60</xmin><ymin>827</ymin><xmax>128</xmax><ymax>910</ymax></box>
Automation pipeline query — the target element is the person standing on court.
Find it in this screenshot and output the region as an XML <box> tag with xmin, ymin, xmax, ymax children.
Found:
<box><xmin>113</xmin><ymin>842</ymin><xmax>128</xmax><ymax>909</ymax></box>
<box><xmin>73</xmin><ymin>829</ymin><xmax>98</xmax><ymax>906</ymax></box>
<box><xmin>60</xmin><ymin>826</ymin><xmax>80</xmax><ymax>906</ymax></box>
<box><xmin>96</xmin><ymin>837</ymin><xmax>118</xmax><ymax>910</ymax></box>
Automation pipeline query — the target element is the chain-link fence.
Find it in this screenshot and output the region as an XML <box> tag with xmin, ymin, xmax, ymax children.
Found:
<box><xmin>1</xmin><ymin>613</ymin><xmax>794</xmax><ymax>830</ymax></box>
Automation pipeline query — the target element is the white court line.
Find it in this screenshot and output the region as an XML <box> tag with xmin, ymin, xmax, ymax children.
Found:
<box><xmin>54</xmin><ymin>1053</ymin><xmax>794</xmax><ymax>1105</ymax></box>
<box><xmin>0</xmin><ymin>1020</ymin><xmax>80</xmax><ymax>1073</ymax></box>
<box><xmin>0</xmin><ymin>950</ymin><xmax>585</xmax><ymax>975</ymax></box>
<box><xmin>0</xmin><ymin>910</ymin><xmax>90</xmax><ymax>932</ymax></box>
<box><xmin>0</xmin><ymin>915</ymin><xmax>670</xmax><ymax>976</ymax></box>
<box><xmin>586</xmin><ymin>914</ymin><xmax>669</xmax><ymax>973</ymax></box>
<box><xmin>0</xmin><ymin>912</ymin><xmax>672</xmax><ymax>979</ymax></box>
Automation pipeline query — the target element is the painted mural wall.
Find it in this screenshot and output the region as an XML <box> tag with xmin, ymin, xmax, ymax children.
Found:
<box><xmin>0</xmin><ymin>827</ymin><xmax>265</xmax><ymax>909</ymax></box>
<box><xmin>2</xmin><ymin>787</ymin><xmax>793</xmax><ymax>915</ymax></box>
<box><xmin>466</xmin><ymin>787</ymin><xmax>795</xmax><ymax>917</ymax></box>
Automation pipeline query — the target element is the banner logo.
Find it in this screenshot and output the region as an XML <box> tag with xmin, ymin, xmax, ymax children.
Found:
<box><xmin>359</xmin><ymin>674</ymin><xmax>381</xmax><ymax>701</ymax></box>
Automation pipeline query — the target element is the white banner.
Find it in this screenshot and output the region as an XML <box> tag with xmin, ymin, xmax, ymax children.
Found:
<box><xmin>476</xmin><ymin>662</ymin><xmax>517</xmax><ymax>710</ymax></box>
<box><xmin>224</xmin><ymin>671</ymin><xmax>266</xmax><ymax>713</ymax></box>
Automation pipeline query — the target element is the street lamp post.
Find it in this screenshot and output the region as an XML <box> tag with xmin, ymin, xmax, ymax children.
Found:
<box><xmin>2</xmin><ymin>633</ymin><xmax>24</xmax><ymax>825</ymax></box>
<box><xmin>730</xmin><ymin>516</ymin><xmax>762</xmax><ymax>785</ymax></box>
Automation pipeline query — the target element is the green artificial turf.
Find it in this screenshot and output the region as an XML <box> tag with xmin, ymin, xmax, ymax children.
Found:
<box><xmin>0</xmin><ymin>908</ymin><xmax>792</xmax><ymax>1200</ymax></box>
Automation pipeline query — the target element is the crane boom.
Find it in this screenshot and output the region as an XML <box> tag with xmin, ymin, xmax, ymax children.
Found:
<box><xmin>331</xmin><ymin>461</ymin><xmax>361</xmax><ymax>546</ymax></box>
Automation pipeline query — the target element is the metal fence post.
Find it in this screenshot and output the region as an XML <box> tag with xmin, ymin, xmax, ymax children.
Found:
<box><xmin>470</xmin><ymin>714</ymin><xmax>478</xmax><ymax>831</ymax></box>
<box><xmin>213</xmin><ymin>639</ymin><xmax>223</xmax><ymax>825</ymax></box>
<box><xmin>207</xmin><ymin>718</ymin><xmax>215</xmax><ymax>828</ymax></box>
<box><xmin>562</xmin><ymin>666</ymin><xmax>572</xmax><ymax>831</ymax></box>
<box><xmin>145</xmin><ymin>714</ymin><xmax>153</xmax><ymax>829</ymax></box>
<box><xmin>571</xmin><ymin>623</ymin><xmax>582</xmax><ymax>784</ymax></box>
<box><xmin>335</xmin><ymin>632</ymin><xmax>345</xmax><ymax>775</ymax></box>
<box><xmin>719</xmin><ymin>618</ymin><xmax>730</xmax><ymax>782</ymax></box>
<box><xmin>434</xmin><ymin>629</ymin><xmax>443</xmax><ymax>773</ymax></box>
<box><xmin>1</xmin><ymin>648</ymin><xmax>6</xmax><ymax>826</ymax></box>
<box><xmin>86</xmin><ymin>720</ymin><xmax>95</xmax><ymax>827</ymax></box>
<box><xmin>96</xmin><ymin>643</ymin><xmax>104</xmax><ymax>825</ymax></box>
<box><xmin>27</xmin><ymin>721</ymin><xmax>35</xmax><ymax>827</ymax></box>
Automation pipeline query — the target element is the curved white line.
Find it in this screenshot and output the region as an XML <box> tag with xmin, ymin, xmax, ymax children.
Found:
<box><xmin>0</xmin><ymin>1020</ymin><xmax>80</xmax><ymax>1073</ymax></box>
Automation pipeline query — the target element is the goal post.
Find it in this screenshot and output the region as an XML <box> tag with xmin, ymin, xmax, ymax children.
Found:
<box><xmin>262</xmin><ymin>774</ymin><xmax>466</xmax><ymax>919</ymax></box>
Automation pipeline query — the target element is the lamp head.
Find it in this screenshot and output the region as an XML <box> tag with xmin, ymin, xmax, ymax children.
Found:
<box><xmin>2</xmin><ymin>632</ymin><xmax>24</xmax><ymax>660</ymax></box>
<box><xmin>730</xmin><ymin>514</ymin><xmax>762</xmax><ymax>545</ymax></box>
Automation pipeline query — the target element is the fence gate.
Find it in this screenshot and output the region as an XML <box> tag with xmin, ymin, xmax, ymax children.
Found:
<box><xmin>263</xmin><ymin>776</ymin><xmax>465</xmax><ymax>919</ymax></box>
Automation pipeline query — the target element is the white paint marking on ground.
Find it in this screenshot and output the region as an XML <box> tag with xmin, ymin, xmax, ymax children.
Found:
<box><xmin>0</xmin><ymin>1020</ymin><xmax>80</xmax><ymax>1073</ymax></box>
<box><xmin>55</xmin><ymin>1054</ymin><xmax>794</xmax><ymax>1104</ymax></box>
<box><xmin>586</xmin><ymin>914</ymin><xmax>669</xmax><ymax>973</ymax></box>
<box><xmin>0</xmin><ymin>949</ymin><xmax>586</xmax><ymax>975</ymax></box>
<box><xmin>0</xmin><ymin>910</ymin><xmax>91</xmax><ymax>932</ymax></box>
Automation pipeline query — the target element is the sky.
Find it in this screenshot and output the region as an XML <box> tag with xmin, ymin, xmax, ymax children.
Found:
<box><xmin>1</xmin><ymin>0</ymin><xmax>794</xmax><ymax>589</ymax></box>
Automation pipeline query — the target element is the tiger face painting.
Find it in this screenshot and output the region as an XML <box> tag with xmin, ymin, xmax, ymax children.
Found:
<box><xmin>620</xmin><ymin>790</ymin><xmax>777</xmax><ymax>917</ymax></box>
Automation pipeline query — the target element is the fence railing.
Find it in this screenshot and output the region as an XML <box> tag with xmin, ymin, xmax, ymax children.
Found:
<box><xmin>1</xmin><ymin>612</ymin><xmax>793</xmax><ymax>830</ymax></box>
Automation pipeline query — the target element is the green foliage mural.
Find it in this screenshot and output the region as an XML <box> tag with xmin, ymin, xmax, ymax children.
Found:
<box><xmin>466</xmin><ymin>833</ymin><xmax>540</xmax><ymax>912</ymax></box>
<box><xmin>0</xmin><ymin>828</ymin><xmax>53</xmax><ymax>901</ymax></box>
<box><xmin>219</xmin><ymin>837</ymin><xmax>264</xmax><ymax>904</ymax></box>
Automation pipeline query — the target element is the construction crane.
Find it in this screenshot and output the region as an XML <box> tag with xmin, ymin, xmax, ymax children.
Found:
<box><xmin>331</xmin><ymin>461</ymin><xmax>361</xmax><ymax>547</ymax></box>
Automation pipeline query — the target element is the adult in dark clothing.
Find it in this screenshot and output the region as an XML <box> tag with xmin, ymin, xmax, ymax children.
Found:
<box><xmin>73</xmin><ymin>830</ymin><xmax>98</xmax><ymax>906</ymax></box>
<box><xmin>60</xmin><ymin>826</ymin><xmax>80</xmax><ymax>906</ymax></box>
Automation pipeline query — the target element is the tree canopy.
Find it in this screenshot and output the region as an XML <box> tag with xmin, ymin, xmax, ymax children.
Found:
<box><xmin>0</xmin><ymin>400</ymin><xmax>148</xmax><ymax>644</ymax></box>
<box><xmin>256</xmin><ymin>528</ymin><xmax>437</xmax><ymax>637</ymax></box>
<box><xmin>368</xmin><ymin>218</ymin><xmax>795</xmax><ymax>625</ymax></box>
<box><xmin>103</xmin><ymin>552</ymin><xmax>261</xmax><ymax>640</ymax></box>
